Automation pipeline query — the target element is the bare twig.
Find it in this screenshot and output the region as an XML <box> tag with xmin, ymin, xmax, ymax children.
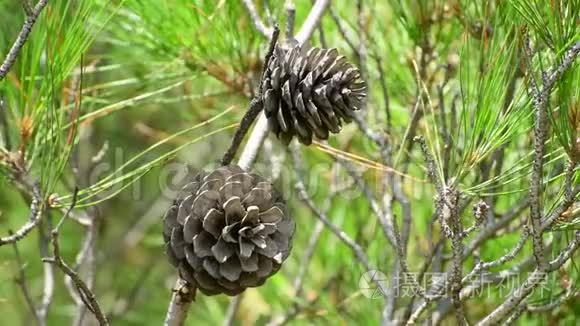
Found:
<box><xmin>42</xmin><ymin>190</ymin><xmax>109</xmax><ymax>326</ymax></box>
<box><xmin>427</xmin><ymin>237</ymin><xmax>559</xmax><ymax>324</ymax></box>
<box><xmin>527</xmin><ymin>40</ymin><xmax>580</xmax><ymax>268</ymax></box>
<box><xmin>10</xmin><ymin>231</ymin><xmax>41</xmax><ymax>326</ymax></box>
<box><xmin>526</xmin><ymin>288</ymin><xmax>577</xmax><ymax>313</ymax></box>
<box><xmin>317</xmin><ymin>22</ymin><xmax>328</xmax><ymax>48</ymax></box>
<box><xmin>294</xmin><ymin>167</ymin><xmax>372</xmax><ymax>271</ymax></box>
<box><xmin>0</xmin><ymin>0</ymin><xmax>49</xmax><ymax>80</ymax></box>
<box><xmin>465</xmin><ymin>198</ymin><xmax>529</xmax><ymax>256</ymax></box>
<box><xmin>406</xmin><ymin>300</ymin><xmax>430</xmax><ymax>325</ymax></box>
<box><xmin>73</xmin><ymin>219</ymin><xmax>98</xmax><ymax>326</ymax></box>
<box><xmin>337</xmin><ymin>157</ymin><xmax>396</xmax><ymax>246</ymax></box>
<box><xmin>37</xmin><ymin>221</ymin><xmax>54</xmax><ymax>326</ymax></box>
<box><xmin>463</xmin><ymin>42</ymin><xmax>580</xmax><ymax>325</ymax></box>
<box><xmin>476</xmin><ymin>231</ymin><xmax>580</xmax><ymax>326</ymax></box>
<box><xmin>465</xmin><ymin>226</ymin><xmax>529</xmax><ymax>281</ymax></box>
<box><xmin>269</xmin><ymin>161</ymin><xmax>336</xmax><ymax>324</ymax></box>
<box><xmin>543</xmin><ymin>41</ymin><xmax>580</xmax><ymax>92</ymax></box>
<box><xmin>54</xmin><ymin>187</ymin><xmax>79</xmax><ymax>230</ymax></box>
<box><xmin>285</xmin><ymin>0</ymin><xmax>296</xmax><ymax>41</ymax></box>
<box><xmin>352</xmin><ymin>113</ymin><xmax>383</xmax><ymax>145</ymax></box>
<box><xmin>522</xmin><ymin>37</ymin><xmax>540</xmax><ymax>96</ymax></box>
<box><xmin>294</xmin><ymin>0</ymin><xmax>330</xmax><ymax>45</ymax></box>
<box><xmin>442</xmin><ymin>188</ymin><xmax>467</xmax><ymax>326</ymax></box>
<box><xmin>413</xmin><ymin>133</ymin><xmax>470</xmax><ymax>324</ymax></box>
<box><xmin>237</xmin><ymin>113</ymin><xmax>270</xmax><ymax>170</ymax></box>
<box><xmin>401</xmin><ymin>240</ymin><xmax>443</xmax><ymax>324</ymax></box>
<box><xmin>240</xmin><ymin>0</ymin><xmax>273</xmax><ymax>38</ymax></box>
<box><xmin>502</xmin><ymin>303</ymin><xmax>526</xmax><ymax>325</ymax></box>
<box><xmin>220</xmin><ymin>106</ymin><xmax>255</xmax><ymax>160</ymax></box>
<box><xmin>329</xmin><ymin>8</ymin><xmax>358</xmax><ymax>54</ymax></box>
<box><xmin>390</xmin><ymin>209</ymin><xmax>429</xmax><ymax>301</ymax></box>
<box><xmin>541</xmin><ymin>162</ymin><xmax>579</xmax><ymax>229</ymax></box>
<box><xmin>164</xmin><ymin>279</ymin><xmax>196</xmax><ymax>326</ymax></box>
<box><xmin>292</xmin><ymin>219</ymin><xmax>324</xmax><ymax>297</ymax></box>
<box><xmin>44</xmin><ymin>235</ymin><xmax>109</xmax><ymax>326</ymax></box>
<box><xmin>547</xmin><ymin>231</ymin><xmax>580</xmax><ymax>270</ymax></box>
<box><xmin>221</xmin><ymin>26</ymin><xmax>280</xmax><ymax>166</ymax></box>
<box><xmin>414</xmin><ymin>136</ymin><xmax>443</xmax><ymax>192</ymax></box>
<box><xmin>373</xmin><ymin>55</ymin><xmax>391</xmax><ymax>128</ymax></box>
<box><xmin>292</xmin><ymin>147</ymin><xmax>375</xmax><ymax>273</ymax></box>
<box><xmin>526</xmin><ymin>41</ymin><xmax>550</xmax><ymax>268</ymax></box>
<box><xmin>223</xmin><ymin>294</ymin><xmax>243</xmax><ymax>326</ymax></box>
<box><xmin>123</xmin><ymin>196</ymin><xmax>174</xmax><ymax>248</ymax></box>
<box><xmin>356</xmin><ymin>0</ymin><xmax>367</xmax><ymax>81</ymax></box>
<box><xmin>0</xmin><ymin>182</ymin><xmax>42</xmax><ymax>246</ymax></box>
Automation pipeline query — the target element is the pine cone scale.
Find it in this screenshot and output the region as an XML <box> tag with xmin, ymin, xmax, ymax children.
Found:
<box><xmin>240</xmin><ymin>254</ymin><xmax>259</xmax><ymax>272</ymax></box>
<box><xmin>185</xmin><ymin>245</ymin><xmax>202</xmax><ymax>269</ymax></box>
<box><xmin>239</xmin><ymin>238</ymin><xmax>254</xmax><ymax>258</ymax></box>
<box><xmin>211</xmin><ymin>237</ymin><xmax>234</xmax><ymax>262</ymax></box>
<box><xmin>170</xmin><ymin>228</ymin><xmax>186</xmax><ymax>259</ymax></box>
<box><xmin>193</xmin><ymin>232</ymin><xmax>214</xmax><ymax>258</ymax></box>
<box><xmin>183</xmin><ymin>215</ymin><xmax>201</xmax><ymax>241</ymax></box>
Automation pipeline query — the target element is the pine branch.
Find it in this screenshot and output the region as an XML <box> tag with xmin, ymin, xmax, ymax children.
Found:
<box><xmin>10</xmin><ymin>231</ymin><xmax>41</xmax><ymax>326</ymax></box>
<box><xmin>164</xmin><ymin>279</ymin><xmax>196</xmax><ymax>326</ymax></box>
<box><xmin>527</xmin><ymin>40</ymin><xmax>579</xmax><ymax>268</ymax></box>
<box><xmin>476</xmin><ymin>231</ymin><xmax>580</xmax><ymax>326</ymax></box>
<box><xmin>220</xmin><ymin>26</ymin><xmax>280</xmax><ymax>166</ymax></box>
<box><xmin>0</xmin><ymin>182</ymin><xmax>42</xmax><ymax>246</ymax></box>
<box><xmin>0</xmin><ymin>0</ymin><xmax>48</xmax><ymax>80</ymax></box>
<box><xmin>240</xmin><ymin>0</ymin><xmax>273</xmax><ymax>38</ymax></box>
<box><xmin>223</xmin><ymin>294</ymin><xmax>243</xmax><ymax>326</ymax></box>
<box><xmin>294</xmin><ymin>0</ymin><xmax>330</xmax><ymax>45</ymax></box>
<box><xmin>42</xmin><ymin>190</ymin><xmax>109</xmax><ymax>326</ymax></box>
<box><xmin>475</xmin><ymin>40</ymin><xmax>580</xmax><ymax>325</ymax></box>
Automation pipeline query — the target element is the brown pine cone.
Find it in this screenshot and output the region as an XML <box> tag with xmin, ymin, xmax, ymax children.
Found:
<box><xmin>262</xmin><ymin>45</ymin><xmax>366</xmax><ymax>145</ymax></box>
<box><xmin>163</xmin><ymin>165</ymin><xmax>294</xmax><ymax>296</ymax></box>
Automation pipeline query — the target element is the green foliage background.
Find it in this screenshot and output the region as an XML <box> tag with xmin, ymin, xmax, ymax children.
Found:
<box><xmin>0</xmin><ymin>0</ymin><xmax>578</xmax><ymax>325</ymax></box>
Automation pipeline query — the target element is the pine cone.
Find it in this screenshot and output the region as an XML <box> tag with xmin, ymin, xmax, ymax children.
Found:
<box><xmin>163</xmin><ymin>165</ymin><xmax>294</xmax><ymax>296</ymax></box>
<box><xmin>262</xmin><ymin>45</ymin><xmax>366</xmax><ymax>145</ymax></box>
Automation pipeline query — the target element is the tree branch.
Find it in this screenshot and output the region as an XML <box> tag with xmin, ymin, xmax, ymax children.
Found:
<box><xmin>0</xmin><ymin>0</ymin><xmax>48</xmax><ymax>80</ymax></box>
<box><xmin>42</xmin><ymin>189</ymin><xmax>108</xmax><ymax>326</ymax></box>
<box><xmin>239</xmin><ymin>0</ymin><xmax>273</xmax><ymax>38</ymax></box>
<box><xmin>223</xmin><ymin>294</ymin><xmax>243</xmax><ymax>326</ymax></box>
<box><xmin>527</xmin><ymin>40</ymin><xmax>579</xmax><ymax>268</ymax></box>
<box><xmin>0</xmin><ymin>182</ymin><xmax>42</xmax><ymax>246</ymax></box>
<box><xmin>285</xmin><ymin>0</ymin><xmax>296</xmax><ymax>41</ymax></box>
<box><xmin>221</xmin><ymin>26</ymin><xmax>280</xmax><ymax>166</ymax></box>
<box><xmin>293</xmin><ymin>149</ymin><xmax>373</xmax><ymax>272</ymax></box>
<box><xmin>43</xmin><ymin>237</ymin><xmax>109</xmax><ymax>326</ymax></box>
<box><xmin>38</xmin><ymin>221</ymin><xmax>54</xmax><ymax>326</ymax></box>
<box><xmin>10</xmin><ymin>231</ymin><xmax>41</xmax><ymax>326</ymax></box>
<box><xmin>164</xmin><ymin>278</ymin><xmax>196</xmax><ymax>326</ymax></box>
<box><xmin>541</xmin><ymin>162</ymin><xmax>579</xmax><ymax>230</ymax></box>
<box><xmin>294</xmin><ymin>0</ymin><xmax>330</xmax><ymax>45</ymax></box>
<box><xmin>476</xmin><ymin>231</ymin><xmax>580</xmax><ymax>326</ymax></box>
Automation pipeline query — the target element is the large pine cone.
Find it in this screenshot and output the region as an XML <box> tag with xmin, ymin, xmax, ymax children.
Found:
<box><xmin>163</xmin><ymin>165</ymin><xmax>294</xmax><ymax>296</ymax></box>
<box><xmin>262</xmin><ymin>45</ymin><xmax>366</xmax><ymax>145</ymax></box>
